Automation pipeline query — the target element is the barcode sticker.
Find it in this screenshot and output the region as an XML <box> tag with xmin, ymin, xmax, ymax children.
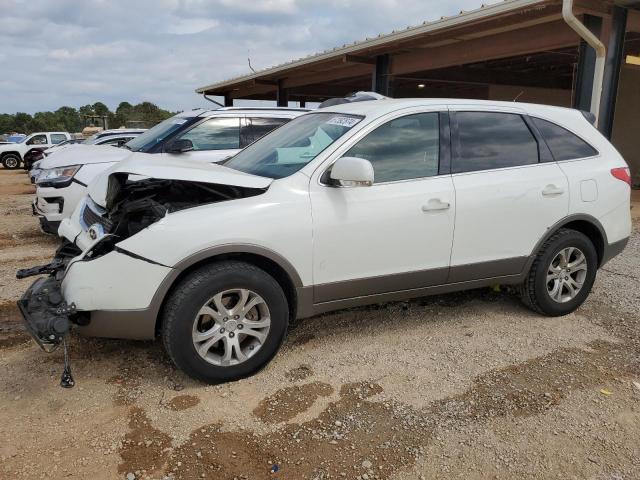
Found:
<box><xmin>327</xmin><ymin>116</ymin><xmax>361</xmax><ymax>128</ymax></box>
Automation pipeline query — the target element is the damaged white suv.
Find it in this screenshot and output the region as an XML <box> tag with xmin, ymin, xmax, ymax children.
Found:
<box><xmin>18</xmin><ymin>98</ymin><xmax>632</xmax><ymax>383</ymax></box>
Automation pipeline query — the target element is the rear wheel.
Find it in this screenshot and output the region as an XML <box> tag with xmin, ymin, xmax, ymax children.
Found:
<box><xmin>161</xmin><ymin>261</ymin><xmax>289</xmax><ymax>383</ymax></box>
<box><xmin>520</xmin><ymin>229</ymin><xmax>597</xmax><ymax>316</ymax></box>
<box><xmin>2</xmin><ymin>154</ymin><xmax>21</xmax><ymax>169</ymax></box>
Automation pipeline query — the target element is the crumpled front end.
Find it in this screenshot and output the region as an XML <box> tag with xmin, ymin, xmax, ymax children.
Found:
<box><xmin>19</xmin><ymin>163</ymin><xmax>272</xmax><ymax>347</ymax></box>
<box><xmin>16</xmin><ymin>243</ymin><xmax>82</xmax><ymax>351</ymax></box>
<box><xmin>18</xmin><ymin>276</ymin><xmax>76</xmax><ymax>351</ymax></box>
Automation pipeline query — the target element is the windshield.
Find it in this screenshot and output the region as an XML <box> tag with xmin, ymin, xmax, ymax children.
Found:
<box><xmin>224</xmin><ymin>112</ymin><xmax>362</xmax><ymax>179</ymax></box>
<box><xmin>125</xmin><ymin>116</ymin><xmax>197</xmax><ymax>152</ymax></box>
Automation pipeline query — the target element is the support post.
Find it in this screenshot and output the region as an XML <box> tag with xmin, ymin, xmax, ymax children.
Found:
<box><xmin>372</xmin><ymin>54</ymin><xmax>391</xmax><ymax>96</ymax></box>
<box><xmin>299</xmin><ymin>99</ymin><xmax>306</xmax><ymax>108</ymax></box>
<box><xmin>573</xmin><ymin>14</ymin><xmax>603</xmax><ymax>112</ymax></box>
<box><xmin>224</xmin><ymin>94</ymin><xmax>233</xmax><ymax>107</ymax></box>
<box><xmin>277</xmin><ymin>80</ymin><xmax>289</xmax><ymax>107</ymax></box>
<box><xmin>599</xmin><ymin>6</ymin><xmax>627</xmax><ymax>138</ymax></box>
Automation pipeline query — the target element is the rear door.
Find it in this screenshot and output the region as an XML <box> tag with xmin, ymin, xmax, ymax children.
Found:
<box><xmin>448</xmin><ymin>107</ymin><xmax>569</xmax><ymax>282</ymax></box>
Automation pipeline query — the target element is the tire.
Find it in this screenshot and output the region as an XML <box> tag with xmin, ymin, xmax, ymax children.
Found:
<box><xmin>520</xmin><ymin>228</ymin><xmax>598</xmax><ymax>316</ymax></box>
<box><xmin>161</xmin><ymin>260</ymin><xmax>289</xmax><ymax>383</ymax></box>
<box><xmin>2</xmin><ymin>154</ymin><xmax>21</xmax><ymax>169</ymax></box>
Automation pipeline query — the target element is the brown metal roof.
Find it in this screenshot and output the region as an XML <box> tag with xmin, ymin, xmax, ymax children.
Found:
<box><xmin>196</xmin><ymin>0</ymin><xmax>614</xmax><ymax>101</ymax></box>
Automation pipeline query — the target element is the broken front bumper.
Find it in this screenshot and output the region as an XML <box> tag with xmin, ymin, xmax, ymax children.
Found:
<box><xmin>17</xmin><ymin>276</ymin><xmax>76</xmax><ymax>351</ymax></box>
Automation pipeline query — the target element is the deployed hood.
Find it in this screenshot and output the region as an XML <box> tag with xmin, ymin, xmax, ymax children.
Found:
<box><xmin>88</xmin><ymin>153</ymin><xmax>273</xmax><ymax>207</ymax></box>
<box><xmin>39</xmin><ymin>144</ymin><xmax>131</xmax><ymax>169</ymax></box>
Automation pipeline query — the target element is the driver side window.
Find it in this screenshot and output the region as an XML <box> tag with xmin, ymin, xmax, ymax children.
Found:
<box><xmin>344</xmin><ymin>112</ymin><xmax>440</xmax><ymax>183</ymax></box>
<box><xmin>178</xmin><ymin>117</ymin><xmax>240</xmax><ymax>151</ymax></box>
<box><xmin>27</xmin><ymin>134</ymin><xmax>47</xmax><ymax>145</ymax></box>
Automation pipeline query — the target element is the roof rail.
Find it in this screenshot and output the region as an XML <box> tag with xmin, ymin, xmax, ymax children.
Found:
<box><xmin>318</xmin><ymin>91</ymin><xmax>389</xmax><ymax>109</ymax></box>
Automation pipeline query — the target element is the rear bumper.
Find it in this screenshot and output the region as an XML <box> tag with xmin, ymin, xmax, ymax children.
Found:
<box><xmin>601</xmin><ymin>237</ymin><xmax>629</xmax><ymax>266</ymax></box>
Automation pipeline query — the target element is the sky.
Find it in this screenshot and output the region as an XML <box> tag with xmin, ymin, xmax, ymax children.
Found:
<box><xmin>0</xmin><ymin>0</ymin><xmax>483</xmax><ymax>114</ymax></box>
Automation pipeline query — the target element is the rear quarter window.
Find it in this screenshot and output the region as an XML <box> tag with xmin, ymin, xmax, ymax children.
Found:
<box><xmin>531</xmin><ymin>117</ymin><xmax>598</xmax><ymax>161</ymax></box>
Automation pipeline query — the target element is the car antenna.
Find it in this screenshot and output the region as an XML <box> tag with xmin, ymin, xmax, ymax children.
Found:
<box><xmin>59</xmin><ymin>338</ymin><xmax>75</xmax><ymax>388</ymax></box>
<box><xmin>248</xmin><ymin>51</ymin><xmax>257</xmax><ymax>73</ymax></box>
<box><xmin>513</xmin><ymin>91</ymin><xmax>524</xmax><ymax>102</ymax></box>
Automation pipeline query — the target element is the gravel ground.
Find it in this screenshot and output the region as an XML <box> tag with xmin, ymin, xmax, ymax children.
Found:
<box><xmin>1</xmin><ymin>169</ymin><xmax>639</xmax><ymax>480</ymax></box>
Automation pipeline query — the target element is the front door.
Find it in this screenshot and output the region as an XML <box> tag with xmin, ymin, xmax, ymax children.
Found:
<box><xmin>309</xmin><ymin>110</ymin><xmax>456</xmax><ymax>303</ymax></box>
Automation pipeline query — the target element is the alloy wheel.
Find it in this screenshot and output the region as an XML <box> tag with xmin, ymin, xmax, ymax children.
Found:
<box><xmin>192</xmin><ymin>288</ymin><xmax>271</xmax><ymax>366</ymax></box>
<box><xmin>4</xmin><ymin>156</ymin><xmax>18</xmax><ymax>168</ymax></box>
<box><xmin>546</xmin><ymin>247</ymin><xmax>588</xmax><ymax>303</ymax></box>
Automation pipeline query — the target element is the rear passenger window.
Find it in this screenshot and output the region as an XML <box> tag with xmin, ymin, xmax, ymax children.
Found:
<box><xmin>344</xmin><ymin>112</ymin><xmax>440</xmax><ymax>183</ymax></box>
<box><xmin>454</xmin><ymin>112</ymin><xmax>539</xmax><ymax>174</ymax></box>
<box><xmin>50</xmin><ymin>134</ymin><xmax>67</xmax><ymax>144</ymax></box>
<box><xmin>531</xmin><ymin>117</ymin><xmax>598</xmax><ymax>161</ymax></box>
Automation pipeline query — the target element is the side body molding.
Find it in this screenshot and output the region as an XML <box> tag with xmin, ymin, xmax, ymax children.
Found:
<box><xmin>78</xmin><ymin>214</ymin><xmax>615</xmax><ymax>340</ymax></box>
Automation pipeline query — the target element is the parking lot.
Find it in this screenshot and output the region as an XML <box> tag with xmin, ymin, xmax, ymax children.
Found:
<box><xmin>1</xmin><ymin>167</ymin><xmax>639</xmax><ymax>479</ymax></box>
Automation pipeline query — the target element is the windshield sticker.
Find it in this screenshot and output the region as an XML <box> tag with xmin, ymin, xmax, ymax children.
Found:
<box><xmin>327</xmin><ymin>116</ymin><xmax>361</xmax><ymax>128</ymax></box>
<box><xmin>172</xmin><ymin>119</ymin><xmax>188</xmax><ymax>124</ymax></box>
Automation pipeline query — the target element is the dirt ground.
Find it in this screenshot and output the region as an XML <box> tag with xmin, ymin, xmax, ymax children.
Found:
<box><xmin>0</xmin><ymin>168</ymin><xmax>639</xmax><ymax>480</ymax></box>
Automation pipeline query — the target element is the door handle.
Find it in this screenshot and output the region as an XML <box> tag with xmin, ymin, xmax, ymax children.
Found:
<box><xmin>422</xmin><ymin>198</ymin><xmax>450</xmax><ymax>212</ymax></box>
<box><xmin>542</xmin><ymin>185</ymin><xmax>565</xmax><ymax>197</ymax></box>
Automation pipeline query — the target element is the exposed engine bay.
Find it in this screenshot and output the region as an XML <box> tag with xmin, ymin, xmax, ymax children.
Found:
<box><xmin>16</xmin><ymin>173</ymin><xmax>268</xmax><ymax>358</ymax></box>
<box><xmin>97</xmin><ymin>173</ymin><xmax>268</xmax><ymax>240</ymax></box>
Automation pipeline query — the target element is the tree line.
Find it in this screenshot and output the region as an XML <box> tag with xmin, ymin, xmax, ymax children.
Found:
<box><xmin>0</xmin><ymin>101</ymin><xmax>175</xmax><ymax>135</ymax></box>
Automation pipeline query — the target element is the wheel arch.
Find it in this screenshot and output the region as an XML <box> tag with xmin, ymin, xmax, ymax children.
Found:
<box><xmin>527</xmin><ymin>214</ymin><xmax>607</xmax><ymax>272</ymax></box>
<box><xmin>152</xmin><ymin>245</ymin><xmax>304</xmax><ymax>334</ymax></box>
<box><xmin>1</xmin><ymin>150</ymin><xmax>21</xmax><ymax>160</ymax></box>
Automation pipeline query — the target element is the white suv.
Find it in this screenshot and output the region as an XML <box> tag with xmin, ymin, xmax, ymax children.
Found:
<box><xmin>32</xmin><ymin>107</ymin><xmax>306</xmax><ymax>233</ymax></box>
<box><xmin>0</xmin><ymin>132</ymin><xmax>71</xmax><ymax>169</ymax></box>
<box><xmin>18</xmin><ymin>98</ymin><xmax>631</xmax><ymax>383</ymax></box>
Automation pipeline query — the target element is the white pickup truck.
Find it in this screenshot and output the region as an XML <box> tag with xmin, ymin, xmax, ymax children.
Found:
<box><xmin>0</xmin><ymin>132</ymin><xmax>71</xmax><ymax>169</ymax></box>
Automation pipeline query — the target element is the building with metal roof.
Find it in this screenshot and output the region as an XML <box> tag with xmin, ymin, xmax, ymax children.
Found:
<box><xmin>197</xmin><ymin>0</ymin><xmax>640</xmax><ymax>184</ymax></box>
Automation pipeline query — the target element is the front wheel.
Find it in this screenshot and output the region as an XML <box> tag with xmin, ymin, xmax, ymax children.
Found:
<box><xmin>520</xmin><ymin>228</ymin><xmax>598</xmax><ymax>316</ymax></box>
<box><xmin>2</xmin><ymin>154</ymin><xmax>21</xmax><ymax>169</ymax></box>
<box><xmin>161</xmin><ymin>261</ymin><xmax>289</xmax><ymax>383</ymax></box>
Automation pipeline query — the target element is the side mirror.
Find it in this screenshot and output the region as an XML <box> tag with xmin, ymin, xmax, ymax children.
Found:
<box><xmin>166</xmin><ymin>138</ymin><xmax>194</xmax><ymax>154</ymax></box>
<box><xmin>330</xmin><ymin>156</ymin><xmax>374</xmax><ymax>187</ymax></box>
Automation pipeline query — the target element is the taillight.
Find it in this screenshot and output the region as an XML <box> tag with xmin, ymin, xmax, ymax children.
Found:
<box><xmin>611</xmin><ymin>167</ymin><xmax>631</xmax><ymax>186</ymax></box>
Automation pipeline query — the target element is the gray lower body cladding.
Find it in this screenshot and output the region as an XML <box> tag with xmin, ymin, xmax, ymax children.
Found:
<box><xmin>20</xmin><ymin>237</ymin><xmax>631</xmax><ymax>343</ymax></box>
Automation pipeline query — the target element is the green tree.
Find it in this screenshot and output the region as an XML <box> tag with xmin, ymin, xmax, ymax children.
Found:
<box><xmin>0</xmin><ymin>114</ymin><xmax>16</xmax><ymax>133</ymax></box>
<box><xmin>12</xmin><ymin>113</ymin><xmax>32</xmax><ymax>133</ymax></box>
<box><xmin>1</xmin><ymin>101</ymin><xmax>174</xmax><ymax>134</ymax></box>
<box><xmin>54</xmin><ymin>106</ymin><xmax>82</xmax><ymax>133</ymax></box>
<box><xmin>92</xmin><ymin>102</ymin><xmax>110</xmax><ymax>116</ymax></box>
